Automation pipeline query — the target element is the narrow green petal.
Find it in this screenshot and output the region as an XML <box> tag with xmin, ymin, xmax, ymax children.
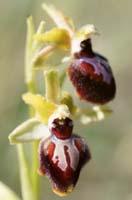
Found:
<box><xmin>25</xmin><ymin>16</ymin><xmax>35</xmax><ymax>84</ymax></box>
<box><xmin>32</xmin><ymin>21</ymin><xmax>45</xmax><ymax>51</ymax></box>
<box><xmin>9</xmin><ymin>118</ymin><xmax>50</xmax><ymax>144</ymax></box>
<box><xmin>26</xmin><ymin>16</ymin><xmax>35</xmax><ymax>50</ymax></box>
<box><xmin>0</xmin><ymin>181</ymin><xmax>21</xmax><ymax>200</ymax></box>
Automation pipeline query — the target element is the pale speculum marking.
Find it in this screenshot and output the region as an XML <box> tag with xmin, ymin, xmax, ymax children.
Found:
<box><xmin>51</xmin><ymin>136</ymin><xmax>79</xmax><ymax>171</ymax></box>
<box><xmin>80</xmin><ymin>56</ymin><xmax>112</xmax><ymax>84</ymax></box>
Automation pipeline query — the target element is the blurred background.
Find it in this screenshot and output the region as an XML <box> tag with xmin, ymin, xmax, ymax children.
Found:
<box><xmin>0</xmin><ymin>0</ymin><xmax>132</xmax><ymax>199</ymax></box>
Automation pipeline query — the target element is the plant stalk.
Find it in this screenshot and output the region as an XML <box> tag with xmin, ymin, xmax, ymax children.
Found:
<box><xmin>17</xmin><ymin>15</ymin><xmax>39</xmax><ymax>200</ymax></box>
<box><xmin>17</xmin><ymin>144</ymin><xmax>34</xmax><ymax>200</ymax></box>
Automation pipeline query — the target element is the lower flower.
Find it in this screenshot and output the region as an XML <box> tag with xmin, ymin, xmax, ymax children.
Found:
<box><xmin>38</xmin><ymin>117</ymin><xmax>91</xmax><ymax>196</ymax></box>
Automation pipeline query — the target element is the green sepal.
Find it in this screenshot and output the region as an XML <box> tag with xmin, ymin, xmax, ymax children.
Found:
<box><xmin>78</xmin><ymin>106</ymin><xmax>112</xmax><ymax>125</ymax></box>
<box><xmin>0</xmin><ymin>181</ymin><xmax>21</xmax><ymax>200</ymax></box>
<box><xmin>42</xmin><ymin>4</ymin><xmax>75</xmax><ymax>37</ymax></box>
<box><xmin>9</xmin><ymin>118</ymin><xmax>50</xmax><ymax>144</ymax></box>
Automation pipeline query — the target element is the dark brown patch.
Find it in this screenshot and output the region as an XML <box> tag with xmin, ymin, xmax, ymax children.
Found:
<box><xmin>51</xmin><ymin>117</ymin><xmax>73</xmax><ymax>140</ymax></box>
<box><xmin>67</xmin><ymin>57</ymin><xmax>116</xmax><ymax>104</ymax></box>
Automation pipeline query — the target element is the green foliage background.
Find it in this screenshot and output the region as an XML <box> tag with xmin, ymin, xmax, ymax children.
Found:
<box><xmin>0</xmin><ymin>0</ymin><xmax>132</xmax><ymax>199</ymax></box>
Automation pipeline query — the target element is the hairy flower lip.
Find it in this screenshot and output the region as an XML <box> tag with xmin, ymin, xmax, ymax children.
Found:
<box><xmin>38</xmin><ymin>133</ymin><xmax>91</xmax><ymax>196</ymax></box>
<box><xmin>68</xmin><ymin>39</ymin><xmax>116</xmax><ymax>104</ymax></box>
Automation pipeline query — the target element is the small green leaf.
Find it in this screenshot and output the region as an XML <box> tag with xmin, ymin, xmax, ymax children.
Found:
<box><xmin>0</xmin><ymin>181</ymin><xmax>21</xmax><ymax>200</ymax></box>
<box><xmin>9</xmin><ymin>118</ymin><xmax>50</xmax><ymax>144</ymax></box>
<box><xmin>34</xmin><ymin>28</ymin><xmax>71</xmax><ymax>50</ymax></box>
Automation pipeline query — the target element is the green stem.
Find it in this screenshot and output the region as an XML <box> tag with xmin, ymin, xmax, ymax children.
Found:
<box><xmin>27</xmin><ymin>80</ymin><xmax>39</xmax><ymax>200</ymax></box>
<box><xmin>27</xmin><ymin>80</ymin><xmax>36</xmax><ymax>116</ymax></box>
<box><xmin>31</xmin><ymin>141</ymin><xmax>39</xmax><ymax>200</ymax></box>
<box><xmin>17</xmin><ymin>144</ymin><xmax>34</xmax><ymax>200</ymax></box>
<box><xmin>44</xmin><ymin>69</ymin><xmax>61</xmax><ymax>103</ymax></box>
<box><xmin>26</xmin><ymin>16</ymin><xmax>40</xmax><ymax>200</ymax></box>
<box><xmin>17</xmin><ymin>15</ymin><xmax>39</xmax><ymax>200</ymax></box>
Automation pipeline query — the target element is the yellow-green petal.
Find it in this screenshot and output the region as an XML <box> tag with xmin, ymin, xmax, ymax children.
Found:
<box><xmin>22</xmin><ymin>93</ymin><xmax>58</xmax><ymax>123</ymax></box>
<box><xmin>34</xmin><ymin>28</ymin><xmax>71</xmax><ymax>50</ymax></box>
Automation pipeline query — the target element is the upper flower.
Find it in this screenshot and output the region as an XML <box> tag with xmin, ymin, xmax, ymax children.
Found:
<box><xmin>68</xmin><ymin>39</ymin><xmax>116</xmax><ymax>104</ymax></box>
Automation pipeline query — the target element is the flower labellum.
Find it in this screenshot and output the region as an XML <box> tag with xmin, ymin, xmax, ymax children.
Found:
<box><xmin>67</xmin><ymin>39</ymin><xmax>116</xmax><ymax>104</ymax></box>
<box><xmin>38</xmin><ymin>117</ymin><xmax>91</xmax><ymax>196</ymax></box>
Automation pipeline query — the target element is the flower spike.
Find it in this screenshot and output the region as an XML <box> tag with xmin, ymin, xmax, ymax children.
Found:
<box><xmin>8</xmin><ymin>3</ymin><xmax>116</xmax><ymax>199</ymax></box>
